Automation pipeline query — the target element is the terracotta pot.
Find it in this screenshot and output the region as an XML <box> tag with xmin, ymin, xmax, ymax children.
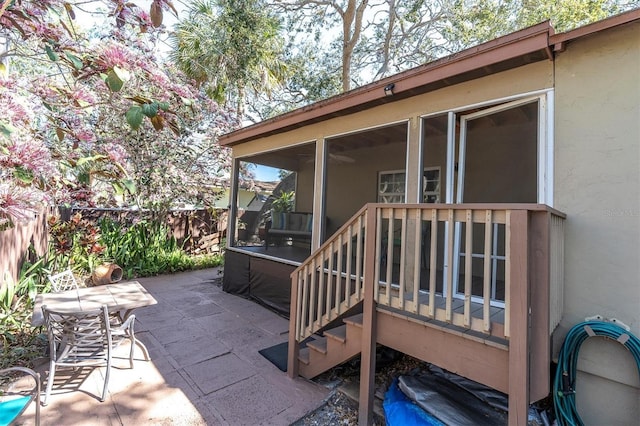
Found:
<box><xmin>92</xmin><ymin>263</ymin><xmax>123</xmax><ymax>285</ymax></box>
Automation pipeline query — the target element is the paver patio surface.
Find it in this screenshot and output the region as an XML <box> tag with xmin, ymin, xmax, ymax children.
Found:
<box><xmin>22</xmin><ymin>267</ymin><xmax>330</xmax><ymax>425</ymax></box>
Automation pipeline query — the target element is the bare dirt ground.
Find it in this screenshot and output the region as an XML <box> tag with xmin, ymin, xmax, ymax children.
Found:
<box><xmin>292</xmin><ymin>349</ymin><xmax>426</xmax><ymax>425</ymax></box>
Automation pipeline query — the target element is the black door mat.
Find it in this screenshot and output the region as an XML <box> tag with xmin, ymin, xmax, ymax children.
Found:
<box><xmin>259</xmin><ymin>338</ymin><xmax>311</xmax><ymax>372</ymax></box>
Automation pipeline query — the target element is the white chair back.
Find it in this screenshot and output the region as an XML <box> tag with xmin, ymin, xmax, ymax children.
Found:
<box><xmin>48</xmin><ymin>269</ymin><xmax>79</xmax><ymax>292</ymax></box>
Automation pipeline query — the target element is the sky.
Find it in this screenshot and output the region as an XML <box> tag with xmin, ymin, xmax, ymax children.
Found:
<box><xmin>254</xmin><ymin>164</ymin><xmax>281</xmax><ymax>182</ymax></box>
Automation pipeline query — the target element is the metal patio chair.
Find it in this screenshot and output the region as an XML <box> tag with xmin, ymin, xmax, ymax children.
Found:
<box><xmin>47</xmin><ymin>269</ymin><xmax>79</xmax><ymax>292</ymax></box>
<box><xmin>41</xmin><ymin>304</ymin><xmax>136</xmax><ymax>405</ymax></box>
<box><xmin>0</xmin><ymin>366</ymin><xmax>41</xmax><ymax>426</ymax></box>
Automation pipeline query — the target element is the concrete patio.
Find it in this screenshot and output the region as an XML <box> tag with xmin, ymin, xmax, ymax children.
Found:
<box><xmin>21</xmin><ymin>267</ymin><xmax>331</xmax><ymax>425</ymax></box>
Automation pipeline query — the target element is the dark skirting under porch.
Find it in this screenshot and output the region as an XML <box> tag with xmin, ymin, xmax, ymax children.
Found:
<box><xmin>223</xmin><ymin>248</ymin><xmax>301</xmax><ymax>316</ymax></box>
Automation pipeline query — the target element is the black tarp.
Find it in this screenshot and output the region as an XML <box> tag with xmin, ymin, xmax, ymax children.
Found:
<box><xmin>397</xmin><ymin>371</ymin><xmax>508</xmax><ymax>426</ymax></box>
<box><xmin>223</xmin><ymin>251</ymin><xmax>294</xmax><ymax>316</ymax></box>
<box><xmin>222</xmin><ymin>250</ymin><xmax>250</xmax><ymax>296</ymax></box>
<box><xmin>393</xmin><ymin>365</ymin><xmax>551</xmax><ymax>426</ymax></box>
<box><xmin>249</xmin><ymin>257</ymin><xmax>294</xmax><ymax>315</ymax></box>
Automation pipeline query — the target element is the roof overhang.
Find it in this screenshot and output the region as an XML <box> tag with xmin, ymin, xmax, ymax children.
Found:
<box><xmin>219</xmin><ymin>8</ymin><xmax>640</xmax><ymax>147</ymax></box>
<box><xmin>550</xmin><ymin>8</ymin><xmax>640</xmax><ymax>52</ymax></box>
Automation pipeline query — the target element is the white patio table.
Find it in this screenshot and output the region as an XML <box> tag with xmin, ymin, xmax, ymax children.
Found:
<box><xmin>31</xmin><ymin>281</ymin><xmax>157</xmax><ymax>327</ymax></box>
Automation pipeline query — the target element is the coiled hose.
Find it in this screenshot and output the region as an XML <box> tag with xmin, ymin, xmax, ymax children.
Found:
<box><xmin>553</xmin><ymin>319</ymin><xmax>640</xmax><ymax>426</ymax></box>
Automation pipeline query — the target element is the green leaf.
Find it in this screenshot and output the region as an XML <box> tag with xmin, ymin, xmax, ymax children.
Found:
<box><xmin>0</xmin><ymin>121</ymin><xmax>14</xmax><ymax>138</ymax></box>
<box><xmin>141</xmin><ymin>102</ymin><xmax>159</xmax><ymax>117</ymax></box>
<box><xmin>13</xmin><ymin>166</ymin><xmax>34</xmax><ymax>184</ymax></box>
<box><xmin>113</xmin><ymin>66</ymin><xmax>131</xmax><ymax>83</ymax></box>
<box><xmin>76</xmin><ymin>154</ymin><xmax>107</xmax><ymax>167</ymax></box>
<box><xmin>112</xmin><ymin>181</ymin><xmax>126</xmax><ymax>196</ymax></box>
<box><xmin>125</xmin><ymin>106</ymin><xmax>144</xmax><ymax>130</ymax></box>
<box><xmin>64</xmin><ymin>51</ymin><xmax>83</xmax><ymax>69</ymax></box>
<box><xmin>105</xmin><ymin>69</ymin><xmax>124</xmax><ymax>92</ymax></box>
<box><xmin>77</xmin><ymin>171</ymin><xmax>90</xmax><ymax>185</ymax></box>
<box><xmin>113</xmin><ymin>179</ymin><xmax>137</xmax><ymax>196</ymax></box>
<box><xmin>45</xmin><ymin>45</ymin><xmax>59</xmax><ymax>61</ymax></box>
<box><xmin>123</xmin><ymin>179</ymin><xmax>136</xmax><ymax>194</ymax></box>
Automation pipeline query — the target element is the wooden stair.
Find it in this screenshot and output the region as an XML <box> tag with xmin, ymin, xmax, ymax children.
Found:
<box><xmin>298</xmin><ymin>313</ymin><xmax>364</xmax><ymax>379</ymax></box>
<box><xmin>296</xmin><ymin>308</ymin><xmax>511</xmax><ymax>396</ymax></box>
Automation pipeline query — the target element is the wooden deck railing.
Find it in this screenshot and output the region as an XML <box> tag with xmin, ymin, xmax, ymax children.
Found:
<box><xmin>290</xmin><ymin>205</ymin><xmax>368</xmax><ymax>342</ymax></box>
<box><xmin>288</xmin><ymin>203</ymin><xmax>565</xmax><ymax>375</ymax></box>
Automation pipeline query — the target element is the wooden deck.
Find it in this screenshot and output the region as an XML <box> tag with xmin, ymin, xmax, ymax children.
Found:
<box><xmin>287</xmin><ymin>203</ymin><xmax>566</xmax><ymax>425</ymax></box>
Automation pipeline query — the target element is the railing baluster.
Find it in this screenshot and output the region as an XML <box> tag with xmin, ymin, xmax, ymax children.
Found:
<box><xmin>464</xmin><ymin>209</ymin><xmax>473</xmax><ymax>327</ymax></box>
<box><xmin>299</xmin><ymin>265</ymin><xmax>309</xmax><ymax>340</ymax></box>
<box><xmin>345</xmin><ymin>223</ymin><xmax>353</xmax><ymax>305</ymax></box>
<box><xmin>355</xmin><ymin>214</ymin><xmax>363</xmax><ymax>301</ymax></box>
<box><xmin>374</xmin><ymin>209</ymin><xmax>382</xmax><ymax>303</ymax></box>
<box><xmin>336</xmin><ymin>234</ymin><xmax>343</xmax><ymax>315</ymax></box>
<box><xmin>483</xmin><ymin>210</ymin><xmax>493</xmax><ymax>333</ymax></box>
<box><xmin>398</xmin><ymin>209</ymin><xmax>407</xmax><ymax>309</ymax></box>
<box><xmin>412</xmin><ymin>209</ymin><xmax>421</xmax><ymax>313</ymax></box>
<box><xmin>326</xmin><ymin>241</ymin><xmax>334</xmax><ymax>320</ymax></box>
<box><xmin>296</xmin><ymin>269</ymin><xmax>303</xmax><ymax>340</ymax></box>
<box><xmin>327</xmin><ymin>234</ymin><xmax>342</xmax><ymax>321</ymax></box>
<box><xmin>445</xmin><ymin>209</ymin><xmax>454</xmax><ymax>322</ymax></box>
<box><xmin>428</xmin><ymin>209</ymin><xmax>437</xmax><ymax>318</ymax></box>
<box><xmin>385</xmin><ymin>208</ymin><xmax>394</xmax><ymax>297</ymax></box>
<box><xmin>336</xmin><ymin>225</ymin><xmax>353</xmax><ymax>315</ymax></box>
<box><xmin>316</xmin><ymin>249</ymin><xmax>325</xmax><ymax>329</ymax></box>
<box><xmin>308</xmin><ymin>257</ymin><xmax>317</xmax><ymax>336</ymax></box>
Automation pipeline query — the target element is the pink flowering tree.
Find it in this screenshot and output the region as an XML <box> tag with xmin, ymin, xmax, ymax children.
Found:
<box><xmin>0</xmin><ymin>0</ymin><xmax>238</xmax><ymax>228</ymax></box>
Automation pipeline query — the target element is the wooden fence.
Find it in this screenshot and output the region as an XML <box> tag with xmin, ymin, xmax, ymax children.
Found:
<box><xmin>1</xmin><ymin>207</ymin><xmax>227</xmax><ymax>285</ymax></box>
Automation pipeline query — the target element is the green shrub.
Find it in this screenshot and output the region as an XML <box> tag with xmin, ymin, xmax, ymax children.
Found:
<box><xmin>98</xmin><ymin>216</ymin><xmax>190</xmax><ymax>278</ymax></box>
<box><xmin>1</xmin><ymin>265</ymin><xmax>48</xmax><ymax>369</ymax></box>
<box><xmin>192</xmin><ymin>253</ymin><xmax>224</xmax><ymax>269</ymax></box>
<box><xmin>48</xmin><ymin>213</ymin><xmax>104</xmax><ymax>274</ymax></box>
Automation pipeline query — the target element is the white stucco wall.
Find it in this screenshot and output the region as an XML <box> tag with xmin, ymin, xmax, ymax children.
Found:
<box><xmin>553</xmin><ymin>21</ymin><xmax>640</xmax><ymax>425</ymax></box>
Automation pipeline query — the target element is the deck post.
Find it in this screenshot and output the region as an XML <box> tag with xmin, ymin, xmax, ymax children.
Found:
<box><xmin>528</xmin><ymin>210</ymin><xmax>552</xmax><ymax>401</ymax></box>
<box><xmin>359</xmin><ymin>206</ymin><xmax>378</xmax><ymax>425</ymax></box>
<box><xmin>287</xmin><ymin>270</ymin><xmax>300</xmax><ymax>379</ymax></box>
<box><xmin>508</xmin><ymin>210</ymin><xmax>530</xmax><ymax>425</ymax></box>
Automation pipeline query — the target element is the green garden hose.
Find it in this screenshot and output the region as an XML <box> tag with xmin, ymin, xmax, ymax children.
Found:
<box><xmin>553</xmin><ymin>319</ymin><xmax>640</xmax><ymax>426</ymax></box>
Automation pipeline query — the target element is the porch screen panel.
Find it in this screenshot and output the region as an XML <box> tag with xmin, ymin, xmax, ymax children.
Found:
<box><xmin>456</xmin><ymin>101</ymin><xmax>538</xmax><ymax>306</ymax></box>
<box><xmin>461</xmin><ymin>102</ymin><xmax>538</xmax><ymax>204</ymax></box>
<box><xmin>419</xmin><ymin>115</ymin><xmax>449</xmax><ymax>294</ymax></box>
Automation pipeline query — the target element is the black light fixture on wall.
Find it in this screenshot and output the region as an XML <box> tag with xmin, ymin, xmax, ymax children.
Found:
<box><xmin>384</xmin><ymin>83</ymin><xmax>395</xmax><ymax>96</ymax></box>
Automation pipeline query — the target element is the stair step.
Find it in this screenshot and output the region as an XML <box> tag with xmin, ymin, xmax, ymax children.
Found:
<box><xmin>306</xmin><ymin>336</ymin><xmax>327</xmax><ymax>354</ymax></box>
<box><xmin>324</xmin><ymin>324</ymin><xmax>347</xmax><ymax>343</ymax></box>
<box><xmin>298</xmin><ymin>347</ymin><xmax>310</xmax><ymax>365</ymax></box>
<box><xmin>343</xmin><ymin>313</ymin><xmax>363</xmax><ymax>328</ymax></box>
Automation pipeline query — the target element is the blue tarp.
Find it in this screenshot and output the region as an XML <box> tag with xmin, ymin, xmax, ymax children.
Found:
<box><xmin>383</xmin><ymin>378</ymin><xmax>445</xmax><ymax>426</ymax></box>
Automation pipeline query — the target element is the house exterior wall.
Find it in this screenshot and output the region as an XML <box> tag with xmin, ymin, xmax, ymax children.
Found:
<box><xmin>231</xmin><ymin>61</ymin><xmax>553</xmax><ymax>159</ymax></box>
<box><xmin>325</xmin><ymin>141</ymin><xmax>407</xmax><ymax>234</ymax></box>
<box><xmin>553</xmin><ymin>22</ymin><xmax>640</xmax><ymax>424</ymax></box>
<box><xmin>295</xmin><ymin>164</ymin><xmax>315</xmax><ymax>212</ymax></box>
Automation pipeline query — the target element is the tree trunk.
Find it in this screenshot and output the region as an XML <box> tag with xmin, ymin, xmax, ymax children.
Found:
<box><xmin>341</xmin><ymin>0</ymin><xmax>368</xmax><ymax>92</ymax></box>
